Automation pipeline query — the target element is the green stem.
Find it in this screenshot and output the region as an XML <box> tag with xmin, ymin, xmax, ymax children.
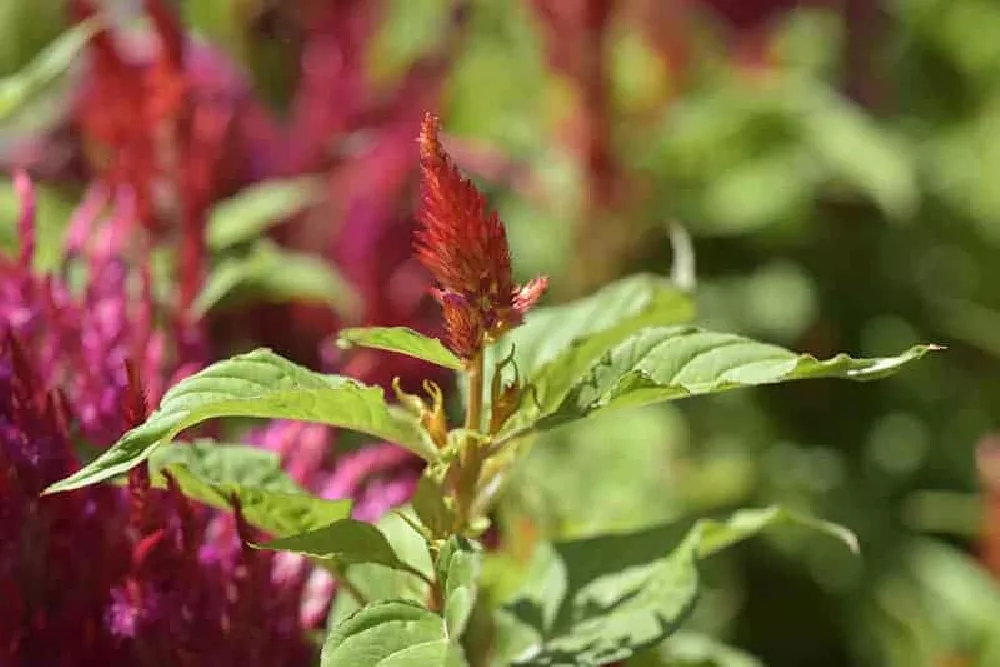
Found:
<box><xmin>333</xmin><ymin>566</ymin><xmax>368</xmax><ymax>608</ymax></box>
<box><xmin>455</xmin><ymin>352</ymin><xmax>486</xmax><ymax>532</ymax></box>
<box><xmin>402</xmin><ymin>562</ymin><xmax>436</xmax><ymax>589</ymax></box>
<box><xmin>426</xmin><ymin>576</ymin><xmax>445</xmax><ymax>613</ymax></box>
<box><xmin>464</xmin><ymin>352</ymin><xmax>484</xmax><ymax>433</ymax></box>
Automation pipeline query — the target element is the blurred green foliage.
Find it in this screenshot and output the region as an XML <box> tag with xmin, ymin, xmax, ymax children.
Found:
<box><xmin>429</xmin><ymin>2</ymin><xmax>1000</xmax><ymax>666</ymax></box>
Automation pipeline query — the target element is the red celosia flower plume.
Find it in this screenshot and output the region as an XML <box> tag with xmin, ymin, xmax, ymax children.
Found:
<box><xmin>414</xmin><ymin>114</ymin><xmax>547</xmax><ymax>359</ymax></box>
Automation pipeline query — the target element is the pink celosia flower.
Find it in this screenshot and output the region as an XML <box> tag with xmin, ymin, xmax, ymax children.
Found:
<box><xmin>0</xmin><ymin>175</ymin><xmax>313</xmax><ymax>665</ymax></box>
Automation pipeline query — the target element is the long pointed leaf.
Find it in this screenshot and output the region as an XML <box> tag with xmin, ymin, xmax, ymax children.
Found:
<box><xmin>513</xmin><ymin>326</ymin><xmax>936</xmax><ymax>437</ymax></box>
<box><xmin>45</xmin><ymin>349</ymin><xmax>437</xmax><ymax>494</ymax></box>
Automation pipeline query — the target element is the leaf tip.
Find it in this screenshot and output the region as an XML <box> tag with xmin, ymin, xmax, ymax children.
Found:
<box><xmin>40</xmin><ymin>474</ymin><xmax>82</xmax><ymax>496</ymax></box>
<box><xmin>831</xmin><ymin>524</ymin><xmax>861</xmax><ymax>555</ymax></box>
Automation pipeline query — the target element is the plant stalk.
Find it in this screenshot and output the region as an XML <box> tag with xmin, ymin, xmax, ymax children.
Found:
<box><xmin>464</xmin><ymin>352</ymin><xmax>484</xmax><ymax>433</ymax></box>
<box><xmin>455</xmin><ymin>352</ymin><xmax>486</xmax><ymax>532</ymax></box>
<box><xmin>333</xmin><ymin>566</ymin><xmax>368</xmax><ymax>608</ymax></box>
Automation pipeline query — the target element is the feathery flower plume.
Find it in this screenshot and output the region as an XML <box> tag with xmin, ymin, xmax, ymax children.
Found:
<box><xmin>1</xmin><ymin>175</ymin><xmax>313</xmax><ymax>665</ymax></box>
<box><xmin>414</xmin><ymin>114</ymin><xmax>547</xmax><ymax>360</ymax></box>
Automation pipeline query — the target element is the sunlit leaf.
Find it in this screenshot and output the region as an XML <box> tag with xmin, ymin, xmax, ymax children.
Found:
<box><xmin>149</xmin><ymin>439</ymin><xmax>311</xmax><ymax>495</ymax></box>
<box><xmin>499</xmin><ymin>507</ymin><xmax>856</xmax><ymax>666</ymax></box>
<box><xmin>512</xmin><ymin>326</ymin><xmax>936</xmax><ymax>437</ymax></box>
<box><xmin>168</xmin><ymin>469</ymin><xmax>350</xmax><ymax>538</ymax></box>
<box><xmin>329</xmin><ymin>511</ymin><xmax>435</xmax><ymax>624</ymax></box>
<box><xmin>498</xmin><ymin>274</ymin><xmax>695</xmax><ymax>378</ymax></box>
<box><xmin>148</xmin><ymin>441</ymin><xmax>350</xmax><ymax>537</ymax></box>
<box><xmin>436</xmin><ymin>537</ymin><xmax>482</xmax><ymax>637</ymax></box>
<box><xmin>487</xmin><ymin>274</ymin><xmax>694</xmax><ymax>429</ymax></box>
<box><xmin>321</xmin><ymin>600</ymin><xmax>467</xmax><ymax>667</ymax></box>
<box><xmin>338</xmin><ymin>327</ymin><xmax>464</xmax><ymax>371</ymax></box>
<box><xmin>44</xmin><ymin>349</ymin><xmax>438</xmax><ymax>494</ymax></box>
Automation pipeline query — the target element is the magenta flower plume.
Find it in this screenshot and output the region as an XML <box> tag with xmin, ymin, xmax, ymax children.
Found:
<box><xmin>1</xmin><ymin>175</ymin><xmax>314</xmax><ymax>665</ymax></box>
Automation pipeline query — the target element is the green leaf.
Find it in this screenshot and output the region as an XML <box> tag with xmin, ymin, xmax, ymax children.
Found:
<box><xmin>522</xmin><ymin>326</ymin><xmax>936</xmax><ymax>436</ymax></box>
<box><xmin>148</xmin><ymin>441</ymin><xmax>351</xmax><ymax>537</ymax></box>
<box><xmin>0</xmin><ymin>19</ymin><xmax>97</xmax><ymax>122</ymax></box>
<box><xmin>254</xmin><ymin>518</ymin><xmax>408</xmax><ymax>571</ymax></box>
<box><xmin>321</xmin><ymin>600</ymin><xmax>467</xmax><ymax>667</ymax></box>
<box><xmin>166</xmin><ymin>466</ymin><xmax>351</xmax><ymax>538</ymax></box>
<box><xmin>436</xmin><ymin>537</ymin><xmax>482</xmax><ymax>637</ymax></box>
<box><xmin>193</xmin><ymin>253</ymin><xmax>257</xmax><ymax>316</ymax></box>
<box><xmin>499</xmin><ymin>507</ymin><xmax>855</xmax><ymax>666</ymax></box>
<box><xmin>330</xmin><ymin>511</ymin><xmax>435</xmax><ymax>624</ymax></box>
<box><xmin>206</xmin><ymin>178</ymin><xmax>322</xmax><ymax>250</ymax></box>
<box><xmin>0</xmin><ymin>0</ymin><xmax>68</xmax><ymax>77</ymax></box>
<box><xmin>506</xmin><ymin>406</ymin><xmax>689</xmax><ymax>538</ymax></box>
<box><xmin>629</xmin><ymin>632</ymin><xmax>764</xmax><ymax>667</ymax></box>
<box><xmin>498</xmin><ymin>274</ymin><xmax>695</xmax><ymax>379</ymax></box>
<box><xmin>194</xmin><ymin>240</ymin><xmax>359</xmax><ymax>318</ymax></box>
<box><xmin>489</xmin><ymin>274</ymin><xmax>694</xmax><ymax>432</ymax></box>
<box><xmin>795</xmin><ymin>83</ymin><xmax>918</xmax><ymax>220</ymax></box>
<box><xmin>44</xmin><ymin>349</ymin><xmax>438</xmax><ymax>494</ymax></box>
<box><xmin>338</xmin><ymin>327</ymin><xmax>464</xmax><ymax>371</ymax></box>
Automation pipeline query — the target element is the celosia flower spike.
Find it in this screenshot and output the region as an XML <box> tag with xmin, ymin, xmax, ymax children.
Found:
<box><xmin>415</xmin><ymin>113</ymin><xmax>547</xmax><ymax>359</ymax></box>
<box><xmin>415</xmin><ymin>115</ymin><xmax>515</xmax><ymax>298</ymax></box>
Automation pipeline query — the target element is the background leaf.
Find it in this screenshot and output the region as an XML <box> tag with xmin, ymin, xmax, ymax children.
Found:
<box><xmin>338</xmin><ymin>327</ymin><xmax>464</xmax><ymax>371</ymax></box>
<box><xmin>0</xmin><ymin>180</ymin><xmax>74</xmax><ymax>271</ymax></box>
<box><xmin>206</xmin><ymin>178</ymin><xmax>323</xmax><ymax>251</ymax></box>
<box><xmin>498</xmin><ymin>507</ymin><xmax>856</xmax><ymax>666</ymax></box>
<box><xmin>628</xmin><ymin>632</ymin><xmax>765</xmax><ymax>667</ymax></box>
<box><xmin>0</xmin><ymin>18</ymin><xmax>95</xmax><ymax>122</ymax></box>
<box><xmin>45</xmin><ymin>349</ymin><xmax>438</xmax><ymax>494</ymax></box>
<box><xmin>149</xmin><ymin>441</ymin><xmax>351</xmax><ymax>537</ymax></box>
<box><xmin>795</xmin><ymin>83</ymin><xmax>919</xmax><ymax>221</ymax></box>
<box><xmin>195</xmin><ymin>240</ymin><xmax>359</xmax><ymax>318</ymax></box>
